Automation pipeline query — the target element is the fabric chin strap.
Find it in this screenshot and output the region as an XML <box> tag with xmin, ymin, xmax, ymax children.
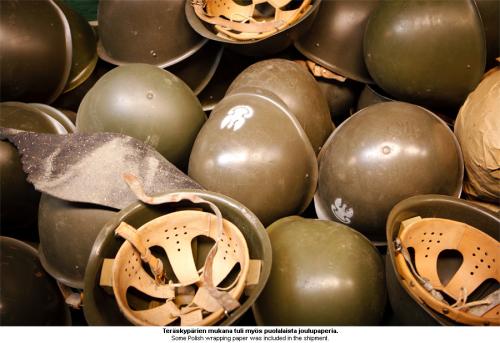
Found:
<box><xmin>109</xmin><ymin>173</ymin><xmax>250</xmax><ymax>326</ymax></box>
<box><xmin>394</xmin><ymin>216</ymin><xmax>499</xmax><ymax>326</ymax></box>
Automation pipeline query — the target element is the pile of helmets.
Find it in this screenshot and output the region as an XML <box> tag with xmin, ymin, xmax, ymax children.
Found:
<box><xmin>0</xmin><ymin>0</ymin><xmax>498</xmax><ymax>327</ymax></box>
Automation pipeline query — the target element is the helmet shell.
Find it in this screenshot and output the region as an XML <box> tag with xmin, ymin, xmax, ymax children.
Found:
<box><xmin>227</xmin><ymin>59</ymin><xmax>333</xmax><ymax>154</ymax></box>
<box><xmin>0</xmin><ymin>0</ymin><xmax>72</xmax><ymax>103</ymax></box>
<box><xmin>316</xmin><ymin>102</ymin><xmax>464</xmax><ymax>242</ymax></box>
<box><xmin>83</xmin><ymin>190</ymin><xmax>272</xmax><ymax>326</ymax></box>
<box><xmin>0</xmin><ymin>236</ymin><xmax>71</xmax><ymax>325</ymax></box>
<box><xmin>97</xmin><ymin>0</ymin><xmax>206</xmax><ymax>67</ymax></box>
<box><xmin>76</xmin><ymin>64</ymin><xmax>206</xmax><ymax>169</ymax></box>
<box><xmin>364</xmin><ymin>0</ymin><xmax>486</xmax><ymax>110</ymax></box>
<box><xmin>356</xmin><ymin>84</ymin><xmax>393</xmax><ymax>112</ymax></box>
<box><xmin>253</xmin><ymin>216</ymin><xmax>386</xmax><ymax>325</ymax></box>
<box><xmin>385</xmin><ymin>194</ymin><xmax>500</xmax><ymax>325</ymax></box>
<box><xmin>188</xmin><ymin>89</ymin><xmax>318</xmax><ymax>226</ymax></box>
<box><xmin>295</xmin><ymin>0</ymin><xmax>380</xmax><ymax>83</ymax></box>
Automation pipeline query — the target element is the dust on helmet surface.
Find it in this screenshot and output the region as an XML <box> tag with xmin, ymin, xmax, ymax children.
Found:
<box><xmin>38</xmin><ymin>194</ymin><xmax>118</xmax><ymax>289</ymax></box>
<box><xmin>226</xmin><ymin>59</ymin><xmax>333</xmax><ymax>154</ymax></box>
<box><xmin>83</xmin><ymin>189</ymin><xmax>271</xmax><ymax>326</ymax></box>
<box><xmin>295</xmin><ymin>0</ymin><xmax>380</xmax><ymax>83</ymax></box>
<box><xmin>454</xmin><ymin>67</ymin><xmax>500</xmax><ymax>204</ymax></box>
<box><xmin>76</xmin><ymin>64</ymin><xmax>206</xmax><ymax>170</ymax></box>
<box><xmin>188</xmin><ymin>89</ymin><xmax>317</xmax><ymax>226</ymax></box>
<box><xmin>0</xmin><ymin>0</ymin><xmax>72</xmax><ymax>103</ymax></box>
<box><xmin>364</xmin><ymin>0</ymin><xmax>486</xmax><ymax>110</ymax></box>
<box><xmin>97</xmin><ymin>0</ymin><xmax>206</xmax><ymax>67</ymax></box>
<box><xmin>185</xmin><ymin>0</ymin><xmax>321</xmax><ymax>57</ymax></box>
<box><xmin>253</xmin><ymin>216</ymin><xmax>386</xmax><ymax>325</ymax></box>
<box><xmin>0</xmin><ymin>102</ymin><xmax>68</xmax><ymax>240</ymax></box>
<box><xmin>0</xmin><ymin>236</ymin><xmax>71</xmax><ymax>325</ymax></box>
<box><xmin>386</xmin><ymin>195</ymin><xmax>499</xmax><ymax>325</ymax></box>
<box><xmin>315</xmin><ymin>102</ymin><xmax>464</xmax><ymax>242</ymax></box>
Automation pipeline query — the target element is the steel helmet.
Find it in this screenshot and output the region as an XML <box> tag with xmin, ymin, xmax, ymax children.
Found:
<box><xmin>386</xmin><ymin>195</ymin><xmax>499</xmax><ymax>325</ymax></box>
<box><xmin>97</xmin><ymin>0</ymin><xmax>206</xmax><ymax>67</ymax></box>
<box><xmin>0</xmin><ymin>236</ymin><xmax>71</xmax><ymax>325</ymax></box>
<box><xmin>185</xmin><ymin>0</ymin><xmax>321</xmax><ymax>56</ymax></box>
<box><xmin>0</xmin><ymin>102</ymin><xmax>68</xmax><ymax>240</ymax></box>
<box><xmin>83</xmin><ymin>189</ymin><xmax>271</xmax><ymax>326</ymax></box>
<box><xmin>475</xmin><ymin>0</ymin><xmax>499</xmax><ymax>69</ymax></box>
<box><xmin>315</xmin><ymin>102</ymin><xmax>464</xmax><ymax>242</ymax></box>
<box><xmin>253</xmin><ymin>216</ymin><xmax>386</xmax><ymax>325</ymax></box>
<box><xmin>356</xmin><ymin>84</ymin><xmax>393</xmax><ymax>112</ymax></box>
<box><xmin>454</xmin><ymin>67</ymin><xmax>500</xmax><ymax>203</ymax></box>
<box><xmin>76</xmin><ymin>64</ymin><xmax>206</xmax><ymax>169</ymax></box>
<box><xmin>0</xmin><ymin>0</ymin><xmax>72</xmax><ymax>103</ymax></box>
<box><xmin>364</xmin><ymin>0</ymin><xmax>486</xmax><ymax>110</ymax></box>
<box><xmin>29</xmin><ymin>103</ymin><xmax>76</xmax><ymax>133</ymax></box>
<box><xmin>188</xmin><ymin>88</ymin><xmax>317</xmax><ymax>226</ymax></box>
<box><xmin>226</xmin><ymin>59</ymin><xmax>333</xmax><ymax>154</ymax></box>
<box><xmin>38</xmin><ymin>194</ymin><xmax>118</xmax><ymax>289</ymax></box>
<box><xmin>316</xmin><ymin>79</ymin><xmax>360</xmax><ymax>126</ymax></box>
<box><xmin>295</xmin><ymin>0</ymin><xmax>380</xmax><ymax>83</ymax></box>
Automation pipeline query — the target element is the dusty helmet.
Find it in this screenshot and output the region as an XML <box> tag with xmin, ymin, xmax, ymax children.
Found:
<box><xmin>0</xmin><ymin>0</ymin><xmax>72</xmax><ymax>103</ymax></box>
<box><xmin>386</xmin><ymin>194</ymin><xmax>499</xmax><ymax>325</ymax></box>
<box><xmin>188</xmin><ymin>88</ymin><xmax>317</xmax><ymax>226</ymax></box>
<box><xmin>364</xmin><ymin>0</ymin><xmax>486</xmax><ymax>110</ymax></box>
<box><xmin>185</xmin><ymin>0</ymin><xmax>321</xmax><ymax>56</ymax></box>
<box><xmin>253</xmin><ymin>216</ymin><xmax>386</xmax><ymax>325</ymax></box>
<box><xmin>454</xmin><ymin>67</ymin><xmax>500</xmax><ymax>203</ymax></box>
<box><xmin>0</xmin><ymin>236</ymin><xmax>71</xmax><ymax>325</ymax></box>
<box><xmin>76</xmin><ymin>64</ymin><xmax>206</xmax><ymax>169</ymax></box>
<box><xmin>315</xmin><ymin>102</ymin><xmax>464</xmax><ymax>242</ymax></box>
<box><xmin>97</xmin><ymin>0</ymin><xmax>206</xmax><ymax>67</ymax></box>
<box><xmin>0</xmin><ymin>102</ymin><xmax>68</xmax><ymax>240</ymax></box>
<box><xmin>38</xmin><ymin>194</ymin><xmax>118</xmax><ymax>289</ymax></box>
<box><xmin>227</xmin><ymin>59</ymin><xmax>333</xmax><ymax>154</ymax></box>
<box><xmin>83</xmin><ymin>189</ymin><xmax>271</xmax><ymax>326</ymax></box>
<box><xmin>295</xmin><ymin>0</ymin><xmax>380</xmax><ymax>83</ymax></box>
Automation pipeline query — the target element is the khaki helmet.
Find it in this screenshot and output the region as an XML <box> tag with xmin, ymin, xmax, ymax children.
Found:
<box><xmin>454</xmin><ymin>67</ymin><xmax>500</xmax><ymax>203</ymax></box>
<box><xmin>315</xmin><ymin>102</ymin><xmax>464</xmax><ymax>242</ymax></box>
<box><xmin>316</xmin><ymin>79</ymin><xmax>360</xmax><ymax>126</ymax></box>
<box><xmin>38</xmin><ymin>194</ymin><xmax>118</xmax><ymax>289</ymax></box>
<box><xmin>0</xmin><ymin>102</ymin><xmax>68</xmax><ymax>240</ymax></box>
<box><xmin>364</xmin><ymin>0</ymin><xmax>486</xmax><ymax>110</ymax></box>
<box><xmin>253</xmin><ymin>216</ymin><xmax>386</xmax><ymax>325</ymax></box>
<box><xmin>29</xmin><ymin>103</ymin><xmax>76</xmax><ymax>133</ymax></box>
<box><xmin>295</xmin><ymin>0</ymin><xmax>380</xmax><ymax>83</ymax></box>
<box><xmin>185</xmin><ymin>0</ymin><xmax>321</xmax><ymax>56</ymax></box>
<box><xmin>0</xmin><ymin>0</ymin><xmax>72</xmax><ymax>103</ymax></box>
<box><xmin>0</xmin><ymin>236</ymin><xmax>71</xmax><ymax>325</ymax></box>
<box><xmin>227</xmin><ymin>59</ymin><xmax>333</xmax><ymax>154</ymax></box>
<box><xmin>356</xmin><ymin>84</ymin><xmax>393</xmax><ymax>112</ymax></box>
<box><xmin>188</xmin><ymin>88</ymin><xmax>318</xmax><ymax>226</ymax></box>
<box><xmin>83</xmin><ymin>189</ymin><xmax>271</xmax><ymax>326</ymax></box>
<box><xmin>475</xmin><ymin>0</ymin><xmax>499</xmax><ymax>69</ymax></box>
<box><xmin>76</xmin><ymin>64</ymin><xmax>206</xmax><ymax>170</ymax></box>
<box><xmin>97</xmin><ymin>0</ymin><xmax>206</xmax><ymax>67</ymax></box>
<box><xmin>386</xmin><ymin>195</ymin><xmax>499</xmax><ymax>325</ymax></box>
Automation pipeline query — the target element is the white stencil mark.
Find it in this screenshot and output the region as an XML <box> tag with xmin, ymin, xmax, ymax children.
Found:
<box><xmin>220</xmin><ymin>105</ymin><xmax>254</xmax><ymax>131</ymax></box>
<box><xmin>331</xmin><ymin>198</ymin><xmax>354</xmax><ymax>224</ymax></box>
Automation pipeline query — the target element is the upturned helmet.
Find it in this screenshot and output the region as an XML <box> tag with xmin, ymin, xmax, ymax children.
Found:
<box><xmin>253</xmin><ymin>216</ymin><xmax>386</xmax><ymax>325</ymax></box>
<box><xmin>188</xmin><ymin>88</ymin><xmax>317</xmax><ymax>226</ymax></box>
<box><xmin>315</xmin><ymin>102</ymin><xmax>464</xmax><ymax>242</ymax></box>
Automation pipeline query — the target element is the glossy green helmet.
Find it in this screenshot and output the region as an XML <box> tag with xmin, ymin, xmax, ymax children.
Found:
<box><xmin>76</xmin><ymin>64</ymin><xmax>206</xmax><ymax>169</ymax></box>
<box><xmin>188</xmin><ymin>88</ymin><xmax>317</xmax><ymax>226</ymax></box>
<box><xmin>253</xmin><ymin>216</ymin><xmax>386</xmax><ymax>325</ymax></box>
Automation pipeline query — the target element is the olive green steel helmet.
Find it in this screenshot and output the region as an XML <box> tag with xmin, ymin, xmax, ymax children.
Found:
<box><xmin>253</xmin><ymin>216</ymin><xmax>386</xmax><ymax>325</ymax></box>
<box><xmin>226</xmin><ymin>59</ymin><xmax>333</xmax><ymax>154</ymax></box>
<box><xmin>83</xmin><ymin>189</ymin><xmax>271</xmax><ymax>326</ymax></box>
<box><xmin>356</xmin><ymin>84</ymin><xmax>393</xmax><ymax>112</ymax></box>
<box><xmin>188</xmin><ymin>89</ymin><xmax>318</xmax><ymax>226</ymax></box>
<box><xmin>97</xmin><ymin>0</ymin><xmax>206</xmax><ymax>68</ymax></box>
<box><xmin>364</xmin><ymin>0</ymin><xmax>486</xmax><ymax>110</ymax></box>
<box><xmin>0</xmin><ymin>0</ymin><xmax>72</xmax><ymax>103</ymax></box>
<box><xmin>76</xmin><ymin>64</ymin><xmax>206</xmax><ymax>169</ymax></box>
<box><xmin>475</xmin><ymin>0</ymin><xmax>499</xmax><ymax>69</ymax></box>
<box><xmin>386</xmin><ymin>195</ymin><xmax>499</xmax><ymax>325</ymax></box>
<box><xmin>294</xmin><ymin>0</ymin><xmax>380</xmax><ymax>83</ymax></box>
<box><xmin>454</xmin><ymin>67</ymin><xmax>500</xmax><ymax>204</ymax></box>
<box><xmin>0</xmin><ymin>236</ymin><xmax>71</xmax><ymax>325</ymax></box>
<box><xmin>0</xmin><ymin>102</ymin><xmax>68</xmax><ymax>240</ymax></box>
<box><xmin>315</xmin><ymin>102</ymin><xmax>464</xmax><ymax>243</ymax></box>
<box><xmin>38</xmin><ymin>194</ymin><xmax>118</xmax><ymax>289</ymax></box>
<box><xmin>29</xmin><ymin>103</ymin><xmax>76</xmax><ymax>133</ymax></box>
<box><xmin>316</xmin><ymin>79</ymin><xmax>360</xmax><ymax>126</ymax></box>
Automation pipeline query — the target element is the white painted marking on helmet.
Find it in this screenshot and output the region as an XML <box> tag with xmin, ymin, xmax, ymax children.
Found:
<box><xmin>331</xmin><ymin>198</ymin><xmax>354</xmax><ymax>224</ymax></box>
<box><xmin>220</xmin><ymin>105</ymin><xmax>254</xmax><ymax>131</ymax></box>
